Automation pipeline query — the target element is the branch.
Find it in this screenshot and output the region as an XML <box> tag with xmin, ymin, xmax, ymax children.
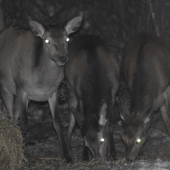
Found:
<box><xmin>93</xmin><ymin>0</ymin><xmax>116</xmax><ymax>39</ymax></box>
<box><xmin>116</xmin><ymin>0</ymin><xmax>131</xmax><ymax>37</ymax></box>
<box><xmin>0</xmin><ymin>0</ymin><xmax>4</xmax><ymax>29</ymax></box>
<box><xmin>148</xmin><ymin>0</ymin><xmax>160</xmax><ymax>36</ymax></box>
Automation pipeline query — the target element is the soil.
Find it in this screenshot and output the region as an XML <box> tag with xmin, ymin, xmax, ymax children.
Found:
<box><xmin>17</xmin><ymin>99</ymin><xmax>170</xmax><ymax>170</ymax></box>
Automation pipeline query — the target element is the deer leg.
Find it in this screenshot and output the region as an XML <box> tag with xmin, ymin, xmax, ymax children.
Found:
<box><xmin>107</xmin><ymin>108</ymin><xmax>117</xmax><ymax>160</ymax></box>
<box><xmin>106</xmin><ymin>92</ymin><xmax>117</xmax><ymax>160</ymax></box>
<box><xmin>0</xmin><ymin>86</ymin><xmax>14</xmax><ymax>118</ymax></box>
<box><xmin>160</xmin><ymin>102</ymin><xmax>170</xmax><ymax>135</ymax></box>
<box><xmin>82</xmin><ymin>144</ymin><xmax>89</xmax><ymax>161</ymax></box>
<box><xmin>66</xmin><ymin>88</ymin><xmax>78</xmax><ymax>149</ymax></box>
<box><xmin>160</xmin><ymin>86</ymin><xmax>170</xmax><ymax>135</ymax></box>
<box><xmin>48</xmin><ymin>91</ymin><xmax>72</xmax><ymax>163</ymax></box>
<box><xmin>15</xmin><ymin>91</ymin><xmax>29</xmax><ymax>133</ymax></box>
<box><xmin>108</xmin><ymin>124</ymin><xmax>116</xmax><ymax>160</ymax></box>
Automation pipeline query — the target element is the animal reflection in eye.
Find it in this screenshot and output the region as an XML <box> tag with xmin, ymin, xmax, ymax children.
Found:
<box><xmin>45</xmin><ymin>39</ymin><xmax>50</xmax><ymax>44</ymax></box>
<box><xmin>66</xmin><ymin>38</ymin><xmax>69</xmax><ymax>42</ymax></box>
<box><xmin>136</xmin><ymin>138</ymin><xmax>141</xmax><ymax>144</ymax></box>
<box><xmin>100</xmin><ymin>137</ymin><xmax>105</xmax><ymax>144</ymax></box>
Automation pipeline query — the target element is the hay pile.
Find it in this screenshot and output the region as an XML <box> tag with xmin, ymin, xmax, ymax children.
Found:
<box><xmin>0</xmin><ymin>108</ymin><xmax>25</xmax><ymax>170</ymax></box>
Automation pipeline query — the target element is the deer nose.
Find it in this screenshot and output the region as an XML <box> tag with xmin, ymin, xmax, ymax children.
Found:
<box><xmin>58</xmin><ymin>56</ymin><xmax>68</xmax><ymax>64</ymax></box>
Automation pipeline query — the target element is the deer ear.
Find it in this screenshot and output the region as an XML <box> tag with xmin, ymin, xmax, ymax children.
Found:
<box><xmin>28</xmin><ymin>17</ymin><xmax>45</xmax><ymax>37</ymax></box>
<box><xmin>70</xmin><ymin>106</ymin><xmax>86</xmax><ymax>131</ymax></box>
<box><xmin>65</xmin><ymin>12</ymin><xmax>83</xmax><ymax>35</ymax></box>
<box><xmin>98</xmin><ymin>99</ymin><xmax>107</xmax><ymax>126</ymax></box>
<box><xmin>116</xmin><ymin>97</ymin><xmax>130</xmax><ymax>120</ymax></box>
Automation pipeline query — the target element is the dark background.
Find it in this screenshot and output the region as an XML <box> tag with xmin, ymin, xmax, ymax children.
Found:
<box><xmin>1</xmin><ymin>0</ymin><xmax>170</xmax><ymax>62</ymax></box>
<box><xmin>1</xmin><ymin>1</ymin><xmax>170</xmax><ymax>169</ymax></box>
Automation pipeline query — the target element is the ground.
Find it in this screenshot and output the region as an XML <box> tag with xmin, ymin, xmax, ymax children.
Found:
<box><xmin>16</xmin><ymin>99</ymin><xmax>170</xmax><ymax>170</ymax></box>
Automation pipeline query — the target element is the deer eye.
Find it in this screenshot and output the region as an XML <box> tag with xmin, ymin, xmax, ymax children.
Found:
<box><xmin>136</xmin><ymin>138</ymin><xmax>141</xmax><ymax>144</ymax></box>
<box><xmin>66</xmin><ymin>38</ymin><xmax>69</xmax><ymax>42</ymax></box>
<box><xmin>45</xmin><ymin>39</ymin><xmax>50</xmax><ymax>44</ymax></box>
<box><xmin>100</xmin><ymin>138</ymin><xmax>105</xmax><ymax>143</ymax></box>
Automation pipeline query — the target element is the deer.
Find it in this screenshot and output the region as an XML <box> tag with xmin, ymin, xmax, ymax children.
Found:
<box><xmin>117</xmin><ymin>33</ymin><xmax>170</xmax><ymax>161</ymax></box>
<box><xmin>0</xmin><ymin>12</ymin><xmax>83</xmax><ymax>162</ymax></box>
<box><xmin>65</xmin><ymin>35</ymin><xmax>120</xmax><ymax>161</ymax></box>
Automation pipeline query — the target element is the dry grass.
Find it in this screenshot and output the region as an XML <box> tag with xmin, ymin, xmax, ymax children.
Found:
<box><xmin>0</xmin><ymin>108</ymin><xmax>25</xmax><ymax>170</ymax></box>
<box><xmin>19</xmin><ymin>156</ymin><xmax>118</xmax><ymax>170</ymax></box>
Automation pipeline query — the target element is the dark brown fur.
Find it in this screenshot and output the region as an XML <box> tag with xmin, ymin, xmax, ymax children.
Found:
<box><xmin>65</xmin><ymin>35</ymin><xmax>120</xmax><ymax>161</ymax></box>
<box><xmin>118</xmin><ymin>33</ymin><xmax>170</xmax><ymax>161</ymax></box>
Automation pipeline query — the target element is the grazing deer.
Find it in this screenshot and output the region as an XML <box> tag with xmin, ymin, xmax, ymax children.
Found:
<box><xmin>65</xmin><ymin>35</ymin><xmax>120</xmax><ymax>161</ymax></box>
<box><xmin>117</xmin><ymin>33</ymin><xmax>170</xmax><ymax>161</ymax></box>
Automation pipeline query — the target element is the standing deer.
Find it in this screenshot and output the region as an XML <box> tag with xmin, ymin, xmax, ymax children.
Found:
<box><xmin>117</xmin><ymin>33</ymin><xmax>170</xmax><ymax>161</ymax></box>
<box><xmin>0</xmin><ymin>12</ymin><xmax>83</xmax><ymax>162</ymax></box>
<box><xmin>65</xmin><ymin>35</ymin><xmax>119</xmax><ymax>161</ymax></box>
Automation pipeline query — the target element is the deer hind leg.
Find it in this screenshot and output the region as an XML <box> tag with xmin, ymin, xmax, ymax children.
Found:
<box><xmin>0</xmin><ymin>86</ymin><xmax>14</xmax><ymax>119</ymax></box>
<box><xmin>66</xmin><ymin>86</ymin><xmax>78</xmax><ymax>149</ymax></box>
<box><xmin>15</xmin><ymin>91</ymin><xmax>29</xmax><ymax>133</ymax></box>
<box><xmin>1</xmin><ymin>85</ymin><xmax>29</xmax><ymax>133</ymax></box>
<box><xmin>160</xmin><ymin>86</ymin><xmax>170</xmax><ymax>135</ymax></box>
